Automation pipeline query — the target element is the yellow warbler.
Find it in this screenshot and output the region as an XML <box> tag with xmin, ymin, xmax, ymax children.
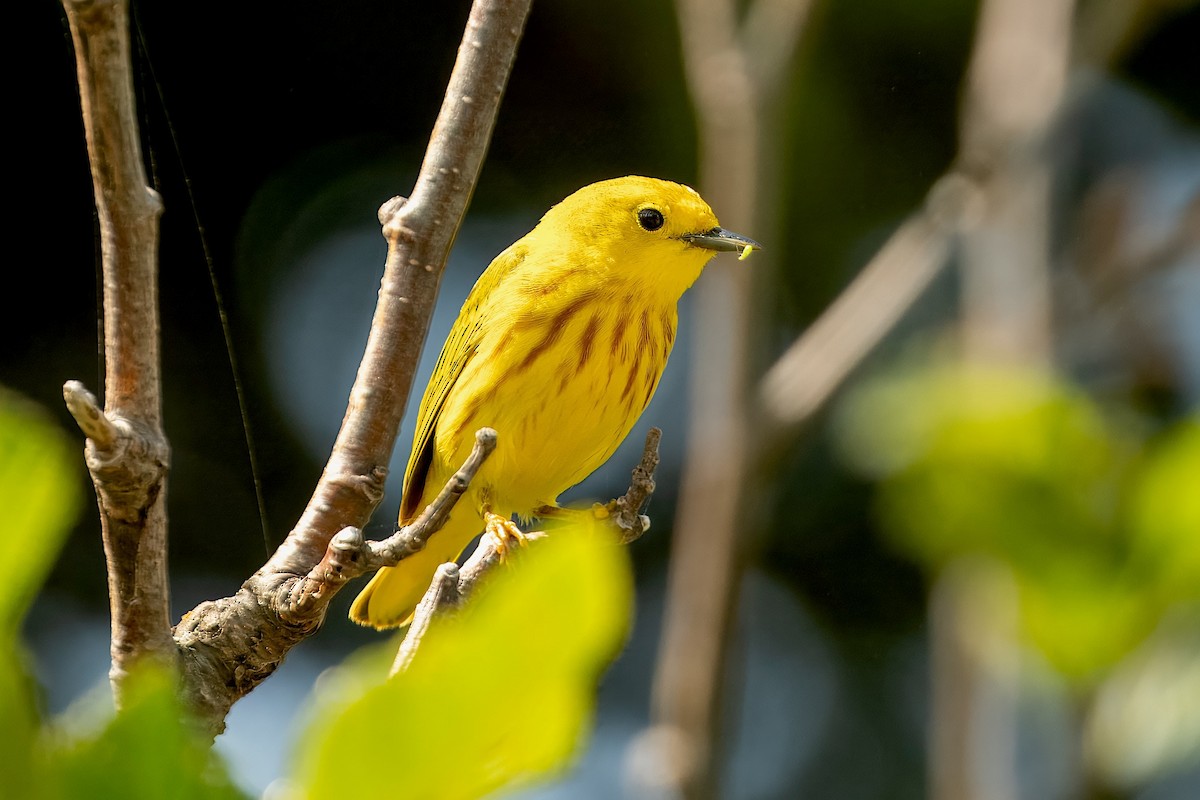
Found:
<box><xmin>350</xmin><ymin>176</ymin><xmax>759</xmax><ymax>628</ymax></box>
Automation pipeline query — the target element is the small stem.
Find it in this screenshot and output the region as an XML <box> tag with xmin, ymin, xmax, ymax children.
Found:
<box><xmin>391</xmin><ymin>563</ymin><xmax>462</xmax><ymax>676</ymax></box>
<box><xmin>63</xmin><ymin>380</ymin><xmax>117</xmax><ymax>449</ymax></box>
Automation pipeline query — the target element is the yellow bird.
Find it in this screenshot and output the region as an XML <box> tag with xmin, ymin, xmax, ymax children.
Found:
<box><xmin>350</xmin><ymin>176</ymin><xmax>759</xmax><ymax>629</ymax></box>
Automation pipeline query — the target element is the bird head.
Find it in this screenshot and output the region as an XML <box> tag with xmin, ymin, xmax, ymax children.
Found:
<box><xmin>533</xmin><ymin>176</ymin><xmax>761</xmax><ymax>298</ymax></box>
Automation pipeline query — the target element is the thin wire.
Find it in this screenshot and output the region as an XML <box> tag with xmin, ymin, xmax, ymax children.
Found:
<box><xmin>131</xmin><ymin>3</ymin><xmax>274</xmax><ymax>554</ymax></box>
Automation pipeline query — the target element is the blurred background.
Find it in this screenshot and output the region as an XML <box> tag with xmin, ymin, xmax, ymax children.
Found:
<box><xmin>12</xmin><ymin>0</ymin><xmax>1199</xmax><ymax>797</ymax></box>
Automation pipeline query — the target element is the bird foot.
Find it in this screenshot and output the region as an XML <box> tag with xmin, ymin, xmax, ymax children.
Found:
<box><xmin>483</xmin><ymin>511</ymin><xmax>527</xmax><ymax>561</ymax></box>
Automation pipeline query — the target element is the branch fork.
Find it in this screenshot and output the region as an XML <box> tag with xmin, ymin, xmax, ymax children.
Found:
<box><xmin>284</xmin><ymin>427</ymin><xmax>498</xmax><ymax>618</ymax></box>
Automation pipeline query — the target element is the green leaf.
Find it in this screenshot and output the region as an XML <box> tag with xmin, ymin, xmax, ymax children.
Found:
<box><xmin>294</xmin><ymin>529</ymin><xmax>634</xmax><ymax>800</ymax></box>
<box><xmin>0</xmin><ymin>390</ymin><xmax>83</xmax><ymax>643</ymax></box>
<box><xmin>1126</xmin><ymin>415</ymin><xmax>1200</xmax><ymax>602</ymax></box>
<box><xmin>41</xmin><ymin>663</ymin><xmax>247</xmax><ymax>800</ymax></box>
<box><xmin>0</xmin><ymin>390</ymin><xmax>84</xmax><ymax>797</ymax></box>
<box><xmin>836</xmin><ymin>361</ymin><xmax>1198</xmax><ymax>681</ymax></box>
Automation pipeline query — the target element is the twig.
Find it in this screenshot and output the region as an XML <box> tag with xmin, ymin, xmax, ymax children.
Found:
<box><xmin>284</xmin><ymin>428</ymin><xmax>497</xmax><ymax>616</ymax></box>
<box><xmin>758</xmin><ymin>175</ymin><xmax>970</xmax><ymax>433</ymax></box>
<box><xmin>606</xmin><ymin>427</ymin><xmax>661</xmax><ymax>544</ymax></box>
<box><xmin>394</xmin><ymin>429</ymin><xmax>665</xmax><ymax>669</ymax></box>
<box><xmin>60</xmin><ymin>0</ymin><xmax>174</xmax><ymax>706</ymax></box>
<box><xmin>390</xmin><ymin>563</ymin><xmax>463</xmax><ymax>676</ymax></box>
<box><xmin>62</xmin><ymin>380</ymin><xmax>117</xmax><ymax>448</ymax></box>
<box><xmin>648</xmin><ymin>1</ymin><xmax>812</xmax><ymax>797</ymax></box>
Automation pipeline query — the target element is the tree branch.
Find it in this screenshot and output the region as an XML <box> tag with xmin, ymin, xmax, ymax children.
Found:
<box><xmin>60</xmin><ymin>0</ymin><xmax>174</xmax><ymax>707</ymax></box>
<box><xmin>60</xmin><ymin>0</ymin><xmax>531</xmax><ymax>735</ymax></box>
<box><xmin>263</xmin><ymin>0</ymin><xmax>532</xmax><ymax>578</ymax></box>
<box><xmin>390</xmin><ymin>563</ymin><xmax>464</xmax><ymax>676</ymax></box>
<box><xmin>282</xmin><ymin>428</ymin><xmax>497</xmax><ymax>618</ymax></box>
<box><xmin>170</xmin><ymin>0</ymin><xmax>532</xmax><ymax>735</ymax></box>
<box><xmin>646</xmin><ymin>1</ymin><xmax>811</xmax><ymax>797</ymax></box>
<box><xmin>758</xmin><ymin>176</ymin><xmax>967</xmax><ymax>434</ymax></box>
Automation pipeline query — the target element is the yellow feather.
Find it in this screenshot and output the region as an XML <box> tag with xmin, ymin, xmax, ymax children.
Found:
<box><xmin>350</xmin><ymin>176</ymin><xmax>754</xmax><ymax>628</ymax></box>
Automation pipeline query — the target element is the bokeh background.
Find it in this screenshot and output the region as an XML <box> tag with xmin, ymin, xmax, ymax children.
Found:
<box><xmin>12</xmin><ymin>0</ymin><xmax>1199</xmax><ymax>797</ymax></box>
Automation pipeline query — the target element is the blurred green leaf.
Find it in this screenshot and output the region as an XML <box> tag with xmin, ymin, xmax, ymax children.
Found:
<box><xmin>0</xmin><ymin>390</ymin><xmax>83</xmax><ymax>643</ymax></box>
<box><xmin>40</xmin><ymin>663</ymin><xmax>246</xmax><ymax>800</ymax></box>
<box><xmin>0</xmin><ymin>390</ymin><xmax>83</xmax><ymax>798</ymax></box>
<box><xmin>837</xmin><ymin>362</ymin><xmax>1199</xmax><ymax>681</ymax></box>
<box><xmin>0</xmin><ymin>392</ymin><xmax>245</xmax><ymax>799</ymax></box>
<box><xmin>1</xmin><ymin>648</ymin><xmax>41</xmax><ymax>800</ymax></box>
<box><xmin>294</xmin><ymin>529</ymin><xmax>634</xmax><ymax>800</ymax></box>
<box><xmin>1126</xmin><ymin>416</ymin><xmax>1200</xmax><ymax>601</ymax></box>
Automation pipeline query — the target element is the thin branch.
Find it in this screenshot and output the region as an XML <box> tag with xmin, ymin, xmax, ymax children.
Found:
<box><xmin>393</xmin><ymin>429</ymin><xmax>666</xmax><ymax>670</ymax></box>
<box><xmin>390</xmin><ymin>563</ymin><xmax>463</xmax><ymax>676</ymax></box>
<box><xmin>742</xmin><ymin>0</ymin><xmax>816</xmax><ymax>97</ymax></box>
<box><xmin>647</xmin><ymin>1</ymin><xmax>811</xmax><ymax>797</ymax></box>
<box><xmin>283</xmin><ymin>428</ymin><xmax>497</xmax><ymax>618</ymax></box>
<box><xmin>60</xmin><ymin>0</ymin><xmax>174</xmax><ymax>706</ymax></box>
<box><xmin>758</xmin><ymin>175</ymin><xmax>970</xmax><ymax>433</ymax></box>
<box><xmin>605</xmin><ymin>427</ymin><xmax>661</xmax><ymax>544</ymax></box>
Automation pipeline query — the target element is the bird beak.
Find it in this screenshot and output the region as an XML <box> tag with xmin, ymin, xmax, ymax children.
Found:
<box><xmin>681</xmin><ymin>227</ymin><xmax>763</xmax><ymax>257</ymax></box>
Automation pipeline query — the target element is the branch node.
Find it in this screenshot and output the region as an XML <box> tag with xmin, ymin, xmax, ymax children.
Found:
<box><xmin>328</xmin><ymin>526</ymin><xmax>365</xmax><ymax>569</ymax></box>
<box><xmin>927</xmin><ymin>172</ymin><xmax>985</xmax><ymax>231</ymax></box>
<box><xmin>63</xmin><ymin>380</ymin><xmax>117</xmax><ymax>448</ymax></box>
<box><xmin>285</xmin><ymin>526</ymin><xmax>370</xmax><ymax>619</ymax></box>
<box><xmin>377</xmin><ymin>195</ymin><xmax>409</xmax><ymax>227</ymax></box>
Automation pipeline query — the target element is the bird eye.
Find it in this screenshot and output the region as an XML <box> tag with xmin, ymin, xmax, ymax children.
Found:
<box><xmin>637</xmin><ymin>208</ymin><xmax>665</xmax><ymax>232</ymax></box>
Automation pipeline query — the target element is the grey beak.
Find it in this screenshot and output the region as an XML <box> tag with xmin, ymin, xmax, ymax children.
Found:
<box><xmin>681</xmin><ymin>227</ymin><xmax>763</xmax><ymax>254</ymax></box>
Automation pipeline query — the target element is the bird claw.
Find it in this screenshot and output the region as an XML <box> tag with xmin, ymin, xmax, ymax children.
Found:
<box><xmin>483</xmin><ymin>511</ymin><xmax>527</xmax><ymax>561</ymax></box>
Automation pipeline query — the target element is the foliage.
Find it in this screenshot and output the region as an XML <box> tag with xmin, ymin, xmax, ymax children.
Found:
<box><xmin>837</xmin><ymin>360</ymin><xmax>1200</xmax><ymax>681</ymax></box>
<box><xmin>38</xmin><ymin>664</ymin><xmax>246</xmax><ymax>800</ymax></box>
<box><xmin>292</xmin><ymin>529</ymin><xmax>634</xmax><ymax>800</ymax></box>
<box><xmin>2</xmin><ymin>387</ymin><xmax>634</xmax><ymax>798</ymax></box>
<box><xmin>0</xmin><ymin>391</ymin><xmax>244</xmax><ymax>800</ymax></box>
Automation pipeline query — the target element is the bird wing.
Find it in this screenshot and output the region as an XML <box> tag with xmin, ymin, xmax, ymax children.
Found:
<box><xmin>399</xmin><ymin>242</ymin><xmax>528</xmax><ymax>521</ymax></box>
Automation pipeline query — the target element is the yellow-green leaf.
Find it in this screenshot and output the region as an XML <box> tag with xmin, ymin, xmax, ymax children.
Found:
<box><xmin>295</xmin><ymin>529</ymin><xmax>634</xmax><ymax>800</ymax></box>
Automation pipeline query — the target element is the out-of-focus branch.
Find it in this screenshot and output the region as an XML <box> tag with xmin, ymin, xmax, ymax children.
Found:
<box><xmin>931</xmin><ymin>560</ymin><xmax>1020</xmax><ymax>800</ymax></box>
<box><xmin>758</xmin><ymin>0</ymin><xmax>1078</xmax><ymax>430</ymax></box>
<box><xmin>938</xmin><ymin>2</ymin><xmax>1076</xmax><ymax>796</ymax></box>
<box><xmin>166</xmin><ymin>0</ymin><xmax>533</xmax><ymax>736</ymax></box>
<box><xmin>646</xmin><ymin>1</ymin><xmax>813</xmax><ymax>798</ymax></box>
<box><xmin>60</xmin><ymin>0</ymin><xmax>174</xmax><ymax>708</ymax></box>
<box><xmin>957</xmin><ymin>0</ymin><xmax>1074</xmax><ymax>365</ymax></box>
<box><xmin>655</xmin><ymin>0</ymin><xmax>1087</xmax><ymax>793</ymax></box>
<box><xmin>759</xmin><ymin>177</ymin><xmax>967</xmax><ymax>432</ymax></box>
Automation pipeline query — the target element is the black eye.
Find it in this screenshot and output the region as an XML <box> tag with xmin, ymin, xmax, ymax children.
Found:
<box><xmin>637</xmin><ymin>207</ymin><xmax>665</xmax><ymax>232</ymax></box>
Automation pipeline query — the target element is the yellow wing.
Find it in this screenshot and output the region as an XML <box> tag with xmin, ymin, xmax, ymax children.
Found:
<box><xmin>399</xmin><ymin>242</ymin><xmax>528</xmax><ymax>521</ymax></box>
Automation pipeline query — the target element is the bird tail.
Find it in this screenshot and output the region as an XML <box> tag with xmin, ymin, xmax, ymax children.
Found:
<box><xmin>348</xmin><ymin>508</ymin><xmax>482</xmax><ymax>630</ymax></box>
